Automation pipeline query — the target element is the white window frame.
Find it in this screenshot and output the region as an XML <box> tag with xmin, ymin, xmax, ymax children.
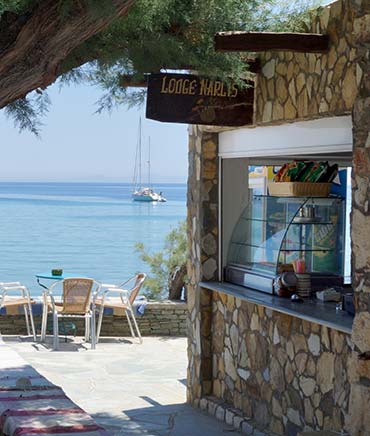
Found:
<box><xmin>218</xmin><ymin>115</ymin><xmax>353</xmax><ymax>283</ymax></box>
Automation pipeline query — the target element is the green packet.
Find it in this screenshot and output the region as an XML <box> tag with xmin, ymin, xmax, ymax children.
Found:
<box><xmin>296</xmin><ymin>162</ymin><xmax>314</xmax><ymax>182</ymax></box>
<box><xmin>287</xmin><ymin>162</ymin><xmax>305</xmax><ymax>181</ymax></box>
<box><xmin>307</xmin><ymin>162</ymin><xmax>328</xmax><ymax>182</ymax></box>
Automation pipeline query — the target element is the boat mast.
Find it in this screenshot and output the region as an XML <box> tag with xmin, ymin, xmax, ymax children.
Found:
<box><xmin>148</xmin><ymin>137</ymin><xmax>151</xmax><ymax>188</ymax></box>
<box><xmin>138</xmin><ymin>117</ymin><xmax>142</xmax><ymax>189</ymax></box>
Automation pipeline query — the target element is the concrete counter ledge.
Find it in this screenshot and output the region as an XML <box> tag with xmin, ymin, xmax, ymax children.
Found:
<box><xmin>200</xmin><ymin>281</ymin><xmax>353</xmax><ymax>334</ymax></box>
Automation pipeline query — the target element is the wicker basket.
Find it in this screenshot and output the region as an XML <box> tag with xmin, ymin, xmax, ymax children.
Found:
<box><xmin>268</xmin><ymin>182</ymin><xmax>331</xmax><ymax>197</ymax></box>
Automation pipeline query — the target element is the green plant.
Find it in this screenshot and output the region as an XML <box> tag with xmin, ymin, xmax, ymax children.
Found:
<box><xmin>1</xmin><ymin>0</ymin><xmax>326</xmax><ymax>134</ymax></box>
<box><xmin>135</xmin><ymin>221</ymin><xmax>188</xmax><ymax>300</ymax></box>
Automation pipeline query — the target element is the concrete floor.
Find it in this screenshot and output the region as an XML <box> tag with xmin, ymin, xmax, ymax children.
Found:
<box><xmin>2</xmin><ymin>335</ymin><xmax>242</xmax><ymax>435</ymax></box>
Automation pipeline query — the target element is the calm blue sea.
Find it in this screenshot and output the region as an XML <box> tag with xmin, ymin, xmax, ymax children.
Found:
<box><xmin>0</xmin><ymin>182</ymin><xmax>187</xmax><ymax>296</ymax></box>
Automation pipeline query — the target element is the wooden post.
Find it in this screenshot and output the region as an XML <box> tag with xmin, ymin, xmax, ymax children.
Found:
<box><xmin>215</xmin><ymin>31</ymin><xmax>329</xmax><ymax>53</ymax></box>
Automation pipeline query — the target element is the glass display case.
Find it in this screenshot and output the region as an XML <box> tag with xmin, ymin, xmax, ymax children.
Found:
<box><xmin>225</xmin><ymin>195</ymin><xmax>345</xmax><ymax>294</ymax></box>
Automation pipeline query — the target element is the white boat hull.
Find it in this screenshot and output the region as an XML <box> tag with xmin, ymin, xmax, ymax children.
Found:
<box><xmin>132</xmin><ymin>194</ymin><xmax>157</xmax><ymax>202</ymax></box>
<box><xmin>132</xmin><ymin>189</ymin><xmax>166</xmax><ymax>202</ymax></box>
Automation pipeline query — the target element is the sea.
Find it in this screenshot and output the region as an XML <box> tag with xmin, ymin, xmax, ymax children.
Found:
<box><xmin>0</xmin><ymin>182</ymin><xmax>187</xmax><ymax>296</ymax></box>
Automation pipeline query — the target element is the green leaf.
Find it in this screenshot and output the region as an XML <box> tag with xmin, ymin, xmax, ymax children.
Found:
<box><xmin>3</xmin><ymin>0</ymin><xmax>327</xmax><ymax>132</ymax></box>
<box><xmin>135</xmin><ymin>221</ymin><xmax>188</xmax><ymax>299</ymax></box>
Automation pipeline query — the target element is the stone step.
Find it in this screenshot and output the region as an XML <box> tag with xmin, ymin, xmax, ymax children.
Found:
<box><xmin>298</xmin><ymin>431</ymin><xmax>349</xmax><ymax>436</ymax></box>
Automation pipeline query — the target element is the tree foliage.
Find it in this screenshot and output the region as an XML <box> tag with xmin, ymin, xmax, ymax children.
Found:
<box><xmin>135</xmin><ymin>221</ymin><xmax>188</xmax><ymax>300</ymax></box>
<box><xmin>0</xmin><ymin>1</ymin><xmax>31</xmax><ymax>16</ymax></box>
<box><xmin>1</xmin><ymin>0</ymin><xmax>323</xmax><ymax>133</ymax></box>
<box><xmin>70</xmin><ymin>0</ymin><xmax>322</xmax><ymax>112</ymax></box>
<box><xmin>0</xmin><ymin>0</ymin><xmax>117</xmax><ymax>17</ymax></box>
<box><xmin>4</xmin><ymin>92</ymin><xmax>50</xmax><ymax>137</ymax></box>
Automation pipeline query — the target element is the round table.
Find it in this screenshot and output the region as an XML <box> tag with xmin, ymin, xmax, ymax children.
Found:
<box><xmin>35</xmin><ymin>272</ymin><xmax>82</xmax><ymax>290</ymax></box>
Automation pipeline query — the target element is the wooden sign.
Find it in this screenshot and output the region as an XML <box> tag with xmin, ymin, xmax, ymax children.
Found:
<box><xmin>146</xmin><ymin>73</ymin><xmax>254</xmax><ymax>127</ymax></box>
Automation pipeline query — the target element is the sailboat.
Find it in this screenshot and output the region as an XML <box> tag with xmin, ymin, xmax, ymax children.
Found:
<box><xmin>132</xmin><ymin>119</ymin><xmax>166</xmax><ymax>202</ymax></box>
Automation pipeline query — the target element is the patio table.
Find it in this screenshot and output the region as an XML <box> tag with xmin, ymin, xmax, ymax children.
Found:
<box><xmin>35</xmin><ymin>272</ymin><xmax>85</xmax><ymax>291</ymax></box>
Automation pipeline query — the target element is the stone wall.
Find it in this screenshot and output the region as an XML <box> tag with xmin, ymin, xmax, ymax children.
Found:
<box><xmin>255</xmin><ymin>0</ymin><xmax>357</xmax><ymax>125</ymax></box>
<box><xmin>0</xmin><ymin>301</ymin><xmax>188</xmax><ymax>337</ymax></box>
<box><xmin>348</xmin><ymin>1</ymin><xmax>370</xmax><ymax>434</ymax></box>
<box><xmin>210</xmin><ymin>290</ymin><xmax>352</xmax><ymax>434</ymax></box>
<box><xmin>186</xmin><ymin>0</ymin><xmax>370</xmax><ymax>434</ymax></box>
<box><xmin>187</xmin><ymin>125</ymin><xmax>219</xmax><ymax>403</ymax></box>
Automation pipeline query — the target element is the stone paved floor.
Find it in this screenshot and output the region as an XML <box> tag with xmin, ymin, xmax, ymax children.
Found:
<box><xmin>2</xmin><ymin>335</ymin><xmax>245</xmax><ymax>435</ymax></box>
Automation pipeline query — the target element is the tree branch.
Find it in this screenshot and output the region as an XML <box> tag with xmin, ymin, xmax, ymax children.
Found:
<box><xmin>119</xmin><ymin>74</ymin><xmax>148</xmax><ymax>87</ymax></box>
<box><xmin>0</xmin><ymin>0</ymin><xmax>136</xmax><ymax>109</ymax></box>
<box><xmin>118</xmin><ymin>58</ymin><xmax>261</xmax><ymax>88</ymax></box>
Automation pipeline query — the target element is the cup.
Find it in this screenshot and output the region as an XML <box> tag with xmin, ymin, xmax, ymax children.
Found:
<box><xmin>295</xmin><ymin>273</ymin><xmax>311</xmax><ymax>298</ymax></box>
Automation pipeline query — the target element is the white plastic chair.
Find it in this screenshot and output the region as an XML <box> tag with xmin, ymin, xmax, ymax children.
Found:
<box><xmin>40</xmin><ymin>278</ymin><xmax>101</xmax><ymax>350</ymax></box>
<box><xmin>0</xmin><ymin>281</ymin><xmax>36</xmax><ymax>341</ymax></box>
<box><xmin>95</xmin><ymin>273</ymin><xmax>146</xmax><ymax>344</ymax></box>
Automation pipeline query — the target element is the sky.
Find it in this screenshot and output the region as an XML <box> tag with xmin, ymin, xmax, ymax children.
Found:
<box><xmin>0</xmin><ymin>83</ymin><xmax>189</xmax><ymax>183</ymax></box>
<box><xmin>0</xmin><ymin>0</ymin><xmax>333</xmax><ymax>184</ymax></box>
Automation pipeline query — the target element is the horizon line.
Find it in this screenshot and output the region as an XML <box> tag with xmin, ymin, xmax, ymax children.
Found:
<box><xmin>0</xmin><ymin>179</ymin><xmax>188</xmax><ymax>184</ymax></box>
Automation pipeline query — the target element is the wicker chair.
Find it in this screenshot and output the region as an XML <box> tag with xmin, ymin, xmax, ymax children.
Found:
<box><xmin>40</xmin><ymin>278</ymin><xmax>101</xmax><ymax>350</ymax></box>
<box><xmin>95</xmin><ymin>273</ymin><xmax>146</xmax><ymax>344</ymax></box>
<box><xmin>0</xmin><ymin>282</ymin><xmax>36</xmax><ymax>340</ymax></box>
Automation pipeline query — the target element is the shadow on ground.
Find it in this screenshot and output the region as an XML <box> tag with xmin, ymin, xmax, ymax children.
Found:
<box><xmin>93</xmin><ymin>398</ymin><xmax>240</xmax><ymax>436</ymax></box>
<box><xmin>3</xmin><ymin>335</ymin><xmax>184</xmax><ymax>352</ymax></box>
<box><xmin>1</xmin><ymin>336</ymin><xmax>243</xmax><ymax>435</ymax></box>
<box><xmin>2</xmin><ymin>335</ymin><xmax>90</xmax><ymax>352</ymax></box>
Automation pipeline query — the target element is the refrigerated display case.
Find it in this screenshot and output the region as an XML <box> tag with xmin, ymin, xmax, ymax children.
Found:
<box><xmin>225</xmin><ymin>195</ymin><xmax>345</xmax><ymax>294</ymax></box>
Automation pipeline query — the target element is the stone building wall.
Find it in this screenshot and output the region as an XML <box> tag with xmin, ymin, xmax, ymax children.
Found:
<box><xmin>187</xmin><ymin>126</ymin><xmax>219</xmax><ymax>403</ymax></box>
<box><xmin>211</xmin><ymin>292</ymin><xmax>352</xmax><ymax>434</ymax></box>
<box><xmin>0</xmin><ymin>301</ymin><xmax>188</xmax><ymax>337</ymax></box>
<box><xmin>186</xmin><ymin>0</ymin><xmax>370</xmax><ymax>434</ymax></box>
<box><xmin>255</xmin><ymin>0</ymin><xmax>357</xmax><ymax>125</ymax></box>
<box><xmin>347</xmin><ymin>1</ymin><xmax>370</xmax><ymax>434</ymax></box>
